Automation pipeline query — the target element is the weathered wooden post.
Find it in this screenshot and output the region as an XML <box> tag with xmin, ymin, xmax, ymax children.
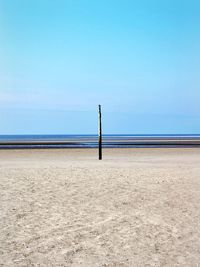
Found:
<box><xmin>98</xmin><ymin>105</ymin><xmax>102</xmax><ymax>160</ymax></box>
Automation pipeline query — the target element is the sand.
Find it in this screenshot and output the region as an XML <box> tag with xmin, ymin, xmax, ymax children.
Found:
<box><xmin>0</xmin><ymin>148</ymin><xmax>200</xmax><ymax>267</ymax></box>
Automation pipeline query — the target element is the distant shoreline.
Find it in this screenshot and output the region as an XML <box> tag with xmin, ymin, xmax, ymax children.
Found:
<box><xmin>0</xmin><ymin>134</ymin><xmax>200</xmax><ymax>149</ymax></box>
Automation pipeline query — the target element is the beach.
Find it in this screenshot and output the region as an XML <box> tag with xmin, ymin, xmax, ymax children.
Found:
<box><xmin>0</xmin><ymin>148</ymin><xmax>200</xmax><ymax>266</ymax></box>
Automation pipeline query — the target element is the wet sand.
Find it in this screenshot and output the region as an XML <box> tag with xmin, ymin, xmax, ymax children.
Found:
<box><xmin>0</xmin><ymin>148</ymin><xmax>200</xmax><ymax>266</ymax></box>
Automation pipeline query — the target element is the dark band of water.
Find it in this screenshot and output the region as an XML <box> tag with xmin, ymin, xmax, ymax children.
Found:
<box><xmin>0</xmin><ymin>134</ymin><xmax>200</xmax><ymax>149</ymax></box>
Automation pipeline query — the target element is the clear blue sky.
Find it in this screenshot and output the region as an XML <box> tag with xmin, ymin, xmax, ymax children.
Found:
<box><xmin>0</xmin><ymin>0</ymin><xmax>200</xmax><ymax>134</ymax></box>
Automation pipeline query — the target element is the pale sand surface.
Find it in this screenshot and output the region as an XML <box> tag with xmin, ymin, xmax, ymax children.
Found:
<box><xmin>0</xmin><ymin>148</ymin><xmax>200</xmax><ymax>267</ymax></box>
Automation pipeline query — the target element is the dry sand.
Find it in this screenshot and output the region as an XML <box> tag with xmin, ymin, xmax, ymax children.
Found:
<box><xmin>0</xmin><ymin>148</ymin><xmax>200</xmax><ymax>267</ymax></box>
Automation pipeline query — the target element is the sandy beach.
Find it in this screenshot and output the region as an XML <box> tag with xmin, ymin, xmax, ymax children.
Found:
<box><xmin>0</xmin><ymin>148</ymin><xmax>200</xmax><ymax>266</ymax></box>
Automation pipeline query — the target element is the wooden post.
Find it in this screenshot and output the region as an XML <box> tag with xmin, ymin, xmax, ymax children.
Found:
<box><xmin>98</xmin><ymin>105</ymin><xmax>102</xmax><ymax>160</ymax></box>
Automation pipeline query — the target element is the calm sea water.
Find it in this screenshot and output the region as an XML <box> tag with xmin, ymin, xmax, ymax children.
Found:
<box><xmin>0</xmin><ymin>134</ymin><xmax>200</xmax><ymax>148</ymax></box>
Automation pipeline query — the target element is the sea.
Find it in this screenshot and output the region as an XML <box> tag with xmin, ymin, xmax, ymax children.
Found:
<box><xmin>0</xmin><ymin>134</ymin><xmax>200</xmax><ymax>149</ymax></box>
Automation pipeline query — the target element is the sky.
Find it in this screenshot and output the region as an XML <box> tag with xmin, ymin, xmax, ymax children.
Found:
<box><xmin>0</xmin><ymin>0</ymin><xmax>200</xmax><ymax>134</ymax></box>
